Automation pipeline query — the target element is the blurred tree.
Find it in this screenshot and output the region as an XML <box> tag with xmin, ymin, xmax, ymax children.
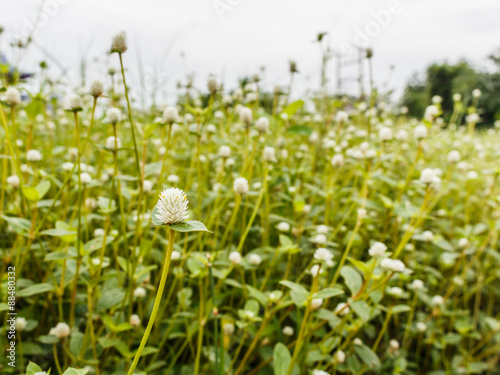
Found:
<box><xmin>402</xmin><ymin>56</ymin><xmax>500</xmax><ymax>125</ymax></box>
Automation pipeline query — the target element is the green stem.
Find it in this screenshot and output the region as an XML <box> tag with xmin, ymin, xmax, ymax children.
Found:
<box><xmin>127</xmin><ymin>228</ymin><xmax>176</xmax><ymax>375</ymax></box>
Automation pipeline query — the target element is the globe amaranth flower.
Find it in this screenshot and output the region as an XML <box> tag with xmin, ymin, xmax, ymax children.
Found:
<box><xmin>7</xmin><ymin>175</ymin><xmax>20</xmax><ymax>188</ymax></box>
<box><xmin>368</xmin><ymin>241</ymin><xmax>387</xmax><ymax>257</ymax></box>
<box><xmin>64</xmin><ymin>94</ymin><xmax>83</xmax><ymax>112</ymax></box>
<box><xmin>233</xmin><ymin>177</ymin><xmax>249</xmax><ymax>194</ymax></box>
<box><xmin>111</xmin><ymin>32</ymin><xmax>128</xmax><ymax>53</ymax></box>
<box><xmin>239</xmin><ymin>107</ymin><xmax>252</xmax><ymax>126</ymax></box>
<box><xmin>155</xmin><ymin>188</ymin><xmax>189</xmax><ymax>225</ymax></box>
<box><xmin>49</xmin><ymin>322</ymin><xmax>70</xmax><ymax>338</ymax></box>
<box><xmin>90</xmin><ymin>80</ymin><xmax>104</xmax><ymax>98</ymax></box>
<box><xmin>27</xmin><ymin>149</ymin><xmax>42</xmax><ymax>162</ymax></box>
<box><xmin>229</xmin><ymin>251</ymin><xmax>242</xmax><ymax>265</ymax></box>
<box><xmin>130</xmin><ymin>314</ymin><xmax>141</xmax><ymax>327</ymax></box>
<box><xmin>106</xmin><ymin>108</ymin><xmax>122</xmax><ymax>124</ymax></box>
<box><xmin>380</xmin><ymin>258</ymin><xmax>405</xmax><ymax>272</ymax></box>
<box><xmin>248</xmin><ymin>254</ymin><xmax>262</xmax><ymax>266</ymax></box>
<box><xmin>163</xmin><ymin>106</ymin><xmax>179</xmax><ymax>123</ymax></box>
<box><xmin>4</xmin><ymin>87</ymin><xmax>21</xmax><ymax>106</ymax></box>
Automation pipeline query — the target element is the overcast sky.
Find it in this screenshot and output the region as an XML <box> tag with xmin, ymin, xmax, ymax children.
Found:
<box><xmin>1</xmin><ymin>0</ymin><xmax>499</xmax><ymax>103</ymax></box>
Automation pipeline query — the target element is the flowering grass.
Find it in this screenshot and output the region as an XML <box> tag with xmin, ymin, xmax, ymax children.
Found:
<box><xmin>1</xmin><ymin>32</ymin><xmax>500</xmax><ymax>375</ymax></box>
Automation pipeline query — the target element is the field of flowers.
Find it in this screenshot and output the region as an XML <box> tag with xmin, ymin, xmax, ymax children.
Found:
<box><xmin>1</xmin><ymin>32</ymin><xmax>500</xmax><ymax>375</ymax></box>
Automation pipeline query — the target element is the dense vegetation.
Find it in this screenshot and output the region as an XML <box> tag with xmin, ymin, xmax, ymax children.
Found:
<box><xmin>1</xmin><ymin>32</ymin><xmax>500</xmax><ymax>375</ymax></box>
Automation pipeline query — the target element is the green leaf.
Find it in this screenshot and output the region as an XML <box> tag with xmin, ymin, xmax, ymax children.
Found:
<box><xmin>246</xmin><ymin>285</ymin><xmax>269</xmax><ymax>306</ymax></box>
<box><xmin>22</xmin><ymin>186</ymin><xmax>40</xmax><ymax>201</ymax></box>
<box><xmin>45</xmin><ymin>252</ymin><xmax>74</xmax><ymax>261</ymax></box>
<box><xmin>40</xmin><ymin>229</ymin><xmax>77</xmax><ymax>237</ymax></box>
<box><xmin>354</xmin><ymin>345</ymin><xmax>380</xmax><ymax>369</ymax></box>
<box><xmin>17</xmin><ymin>283</ymin><xmax>55</xmax><ymax>297</ymax></box>
<box><xmin>35</xmin><ymin>180</ymin><xmax>51</xmax><ymax>200</ymax></box>
<box><xmin>391</xmin><ymin>304</ymin><xmax>411</xmax><ymax>315</ymax></box>
<box><xmin>169</xmin><ymin>220</ymin><xmax>211</xmax><ymax>233</ymax></box>
<box><xmin>62</xmin><ymin>368</ymin><xmax>85</xmax><ymax>375</ymax></box>
<box><xmin>26</xmin><ymin>362</ymin><xmax>43</xmax><ymax>375</ymax></box>
<box><xmin>273</xmin><ymin>343</ymin><xmax>291</xmax><ymax>375</ymax></box>
<box><xmin>24</xmin><ymin>101</ymin><xmax>43</xmax><ymax>122</ymax></box>
<box><xmin>279</xmin><ymin>281</ymin><xmax>308</xmax><ymax>295</ymax></box>
<box><xmin>282</xmin><ymin>100</ymin><xmax>304</xmax><ymax>116</ymax></box>
<box><xmin>340</xmin><ymin>266</ymin><xmax>363</xmax><ymax>295</ymax></box>
<box><xmin>286</xmin><ymin>125</ymin><xmax>313</xmax><ymax>136</ymax></box>
<box><xmin>350</xmin><ymin>300</ymin><xmax>370</xmax><ymax>322</ymax></box>
<box><xmin>314</xmin><ymin>288</ymin><xmax>344</xmax><ymax>299</ymax></box>
<box><xmin>97</xmin><ymin>288</ymin><xmax>126</xmax><ymax>311</ymax></box>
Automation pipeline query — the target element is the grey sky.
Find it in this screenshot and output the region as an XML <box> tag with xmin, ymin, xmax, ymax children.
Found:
<box><xmin>1</xmin><ymin>0</ymin><xmax>499</xmax><ymax>103</ymax></box>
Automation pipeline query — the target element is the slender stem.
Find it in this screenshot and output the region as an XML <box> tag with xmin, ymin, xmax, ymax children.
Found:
<box><xmin>127</xmin><ymin>228</ymin><xmax>176</xmax><ymax>375</ymax></box>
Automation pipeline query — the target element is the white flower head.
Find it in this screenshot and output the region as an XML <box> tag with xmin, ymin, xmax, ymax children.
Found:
<box><xmin>239</xmin><ymin>107</ymin><xmax>253</xmax><ymax>126</ymax></box>
<box><xmin>310</xmin><ymin>264</ymin><xmax>324</xmax><ymax>277</ymax></box>
<box><xmin>263</xmin><ymin>146</ymin><xmax>277</xmax><ymax>162</ymax></box>
<box><xmin>7</xmin><ymin>175</ymin><xmax>20</xmax><ymax>188</ymax></box>
<box><xmin>335</xmin><ymin>302</ymin><xmax>350</xmax><ymax>315</ymax></box>
<box><xmin>380</xmin><ymin>258</ymin><xmax>405</xmax><ymax>272</ymax></box>
<box><xmin>331</xmin><ymin>154</ymin><xmax>344</xmax><ymax>167</ymax></box>
<box><xmin>130</xmin><ymin>314</ymin><xmax>141</xmax><ymax>327</ymax></box>
<box><xmin>90</xmin><ymin>80</ymin><xmax>104</xmax><ymax>98</ymax></box>
<box><xmin>233</xmin><ymin>177</ymin><xmax>249</xmax><ymax>194</ymax></box>
<box><xmin>335</xmin><ymin>350</ymin><xmax>346</xmax><ymax>363</ymax></box>
<box><xmin>416</xmin><ymin>322</ymin><xmax>427</xmax><ymax>332</ymax></box>
<box><xmin>369</xmin><ymin>242</ymin><xmax>387</xmax><ymax>257</ymax></box>
<box><xmin>447</xmin><ymin>150</ymin><xmax>460</xmax><ymax>163</ymax></box>
<box><xmin>111</xmin><ymin>32</ymin><xmax>128</xmax><ymax>53</ymax></box>
<box><xmin>27</xmin><ymin>149</ymin><xmax>42</xmax><ymax>162</ymax></box>
<box><xmin>282</xmin><ymin>326</ymin><xmax>294</xmax><ymax>336</ymax></box>
<box><xmin>310</xmin><ymin>298</ymin><xmax>323</xmax><ymax>310</ymax></box>
<box><xmin>223</xmin><ymin>322</ymin><xmax>235</xmax><ymax>335</ymax></box>
<box><xmin>155</xmin><ymin>188</ymin><xmax>189</xmax><ymax>225</ymax></box>
<box><xmin>229</xmin><ymin>251</ymin><xmax>242</xmax><ymax>265</ymax></box>
<box><xmin>167</xmin><ymin>174</ymin><xmax>180</xmax><ymax>184</ymax></box>
<box><xmin>106</xmin><ymin>136</ymin><xmax>121</xmax><ymax>150</ymax></box>
<box><xmin>4</xmin><ymin>87</ymin><xmax>21</xmax><ymax>106</ymax></box>
<box><xmin>277</xmin><ymin>222</ymin><xmax>290</xmax><ymax>232</ymax></box>
<box><xmin>312</xmin><ymin>370</ymin><xmax>329</xmax><ymax>375</ymax></box>
<box><xmin>255</xmin><ymin>117</ymin><xmax>269</xmax><ymax>132</ymax></box>
<box><xmin>65</xmin><ymin>94</ymin><xmax>83</xmax><ymax>112</ymax></box>
<box><xmin>49</xmin><ymin>322</ymin><xmax>70</xmax><ymax>338</ymax></box>
<box><xmin>411</xmin><ymin>279</ymin><xmax>424</xmax><ymax>290</ymax></box>
<box><xmin>420</xmin><ymin>168</ymin><xmax>438</xmax><ymax>184</ymax></box>
<box><xmin>314</xmin><ymin>248</ymin><xmax>333</xmax><ymax>262</ymax></box>
<box><xmin>422</xmin><ymin>230</ymin><xmax>434</xmax><ymax>242</ymax></box>
<box><xmin>105</xmin><ymin>108</ymin><xmax>122</xmax><ymax>124</ymax></box>
<box><xmin>414</xmin><ymin>124</ymin><xmax>427</xmax><ymax>139</ymax></box>
<box><xmin>163</xmin><ymin>106</ymin><xmax>179</xmax><ymax>123</ymax></box>
<box><xmin>249</xmin><ymin>254</ymin><xmax>262</xmax><ymax>266</ymax></box>
<box><xmin>16</xmin><ymin>317</ymin><xmax>27</xmax><ymax>331</ymax></box>
<box><xmin>219</xmin><ymin>145</ymin><xmax>231</xmax><ymax>158</ymax></box>
<box><xmin>133</xmin><ymin>287</ymin><xmax>146</xmax><ymax>299</ymax></box>
<box><xmin>432</xmin><ymin>295</ymin><xmax>444</xmax><ymax>306</ymax></box>
<box><xmin>80</xmin><ymin>172</ymin><xmax>92</xmax><ymax>185</ymax></box>
<box><xmin>379</xmin><ymin>126</ymin><xmax>392</xmax><ymax>141</ymax></box>
<box><xmin>143</xmin><ymin>180</ymin><xmax>153</xmax><ymax>192</ymax></box>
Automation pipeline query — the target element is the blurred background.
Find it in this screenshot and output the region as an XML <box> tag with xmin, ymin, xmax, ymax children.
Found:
<box><xmin>1</xmin><ymin>0</ymin><xmax>500</xmax><ymax>122</ymax></box>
